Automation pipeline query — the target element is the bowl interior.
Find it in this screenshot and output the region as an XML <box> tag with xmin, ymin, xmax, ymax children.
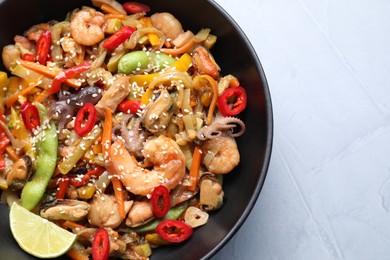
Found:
<box><xmin>0</xmin><ymin>0</ymin><xmax>273</xmax><ymax>259</ymax></box>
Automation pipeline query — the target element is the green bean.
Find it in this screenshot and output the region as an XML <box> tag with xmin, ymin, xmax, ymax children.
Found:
<box><xmin>120</xmin><ymin>201</ymin><xmax>189</xmax><ymax>234</ymax></box>
<box><xmin>21</xmin><ymin>121</ymin><xmax>58</xmax><ymax>210</ymax></box>
<box><xmin>118</xmin><ymin>50</ymin><xmax>176</xmax><ymax>74</ymax></box>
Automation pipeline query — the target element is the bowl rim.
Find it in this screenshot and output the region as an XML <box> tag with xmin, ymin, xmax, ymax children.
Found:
<box><xmin>203</xmin><ymin>0</ymin><xmax>273</xmax><ymax>259</ymax></box>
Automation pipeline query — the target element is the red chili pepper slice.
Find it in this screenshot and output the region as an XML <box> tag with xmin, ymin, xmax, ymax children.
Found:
<box><xmin>103</xmin><ymin>26</ymin><xmax>136</xmax><ymax>50</ymax></box>
<box><xmin>20</xmin><ymin>101</ymin><xmax>41</xmax><ymax>132</ymax></box>
<box><xmin>35</xmin><ymin>30</ymin><xmax>52</xmax><ymax>65</ymax></box>
<box><xmin>22</xmin><ymin>53</ymin><xmax>36</xmax><ymax>62</ymax></box>
<box><xmin>70</xmin><ymin>166</ymin><xmax>105</xmax><ymax>187</ymax></box>
<box><xmin>122</xmin><ymin>2</ymin><xmax>150</xmax><ymax>14</ymax></box>
<box><xmin>92</xmin><ymin>227</ymin><xmax>110</xmax><ymax>260</ymax></box>
<box><xmin>217</xmin><ymin>86</ymin><xmax>247</xmax><ymax>117</ymax></box>
<box><xmin>117</xmin><ymin>99</ymin><xmax>142</xmax><ymax>114</ymax></box>
<box><xmin>74</xmin><ymin>103</ymin><xmax>97</xmax><ymax>137</ymax></box>
<box><xmin>56</xmin><ymin>175</ymin><xmax>70</xmax><ymax>199</ymax></box>
<box><xmin>150</xmin><ymin>185</ymin><xmax>171</xmax><ymax>218</ymax></box>
<box><xmin>49</xmin><ymin>62</ymin><xmax>91</xmax><ymax>94</ymax></box>
<box><xmin>156</xmin><ymin>219</ymin><xmax>193</xmax><ymax>243</ymax></box>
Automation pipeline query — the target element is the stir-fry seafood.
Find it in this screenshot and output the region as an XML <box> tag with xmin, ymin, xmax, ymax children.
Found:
<box><xmin>0</xmin><ymin>1</ymin><xmax>248</xmax><ymax>258</ymax></box>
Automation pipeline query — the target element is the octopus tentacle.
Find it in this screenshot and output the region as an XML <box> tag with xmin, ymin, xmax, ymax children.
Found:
<box><xmin>112</xmin><ymin>114</ymin><xmax>149</xmax><ymax>158</ymax></box>
<box><xmin>197</xmin><ymin>115</ymin><xmax>245</xmax><ymax>140</ymax></box>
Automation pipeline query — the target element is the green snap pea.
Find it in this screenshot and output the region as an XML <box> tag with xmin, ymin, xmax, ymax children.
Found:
<box><xmin>21</xmin><ymin>121</ymin><xmax>58</xmax><ymax>210</ymax></box>
<box><xmin>120</xmin><ymin>201</ymin><xmax>189</xmax><ymax>234</ymax></box>
<box><xmin>118</xmin><ymin>50</ymin><xmax>176</xmax><ymax>74</ymax></box>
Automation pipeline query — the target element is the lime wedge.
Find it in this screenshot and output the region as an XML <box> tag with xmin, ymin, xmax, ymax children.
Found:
<box><xmin>9</xmin><ymin>203</ymin><xmax>77</xmax><ymax>258</ymax></box>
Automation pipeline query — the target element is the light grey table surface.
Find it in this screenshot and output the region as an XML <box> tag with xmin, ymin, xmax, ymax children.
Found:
<box><xmin>212</xmin><ymin>0</ymin><xmax>390</xmax><ymax>259</ymax></box>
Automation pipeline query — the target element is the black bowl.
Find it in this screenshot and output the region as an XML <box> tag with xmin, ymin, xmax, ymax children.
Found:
<box><xmin>0</xmin><ymin>0</ymin><xmax>273</xmax><ymax>259</ymax></box>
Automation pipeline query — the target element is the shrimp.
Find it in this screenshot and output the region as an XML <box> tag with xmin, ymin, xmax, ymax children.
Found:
<box><xmin>151</xmin><ymin>12</ymin><xmax>183</xmax><ymax>40</ymax></box>
<box><xmin>108</xmin><ymin>135</ymin><xmax>186</xmax><ymax>196</ymax></box>
<box><xmin>200</xmin><ymin>136</ymin><xmax>240</xmax><ymax>174</ymax></box>
<box><xmin>2</xmin><ymin>45</ymin><xmax>20</xmax><ymax>71</ymax></box>
<box><xmin>70</xmin><ymin>7</ymin><xmax>105</xmax><ymax>46</ymax></box>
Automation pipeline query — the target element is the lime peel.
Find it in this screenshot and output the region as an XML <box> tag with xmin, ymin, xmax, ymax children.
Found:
<box><xmin>9</xmin><ymin>203</ymin><xmax>77</xmax><ymax>258</ymax></box>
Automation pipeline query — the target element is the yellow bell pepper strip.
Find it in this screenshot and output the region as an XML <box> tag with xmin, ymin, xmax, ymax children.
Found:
<box><xmin>188</xmin><ymin>146</ymin><xmax>202</xmax><ymax>191</ymax></box>
<box><xmin>0</xmin><ymin>71</ymin><xmax>8</xmax><ymax>112</ymax></box>
<box><xmin>141</xmin><ymin>17</ymin><xmax>161</xmax><ymax>47</ymax></box>
<box><xmin>145</xmin><ymin>233</ymin><xmax>171</xmax><ymax>246</ymax></box>
<box><xmin>10</xmin><ymin>108</ymin><xmax>35</xmax><ymax>160</ymax></box>
<box><xmin>77</xmin><ymin>185</ymin><xmax>97</xmax><ymax>200</ymax></box>
<box><xmin>169</xmin><ymin>53</ymin><xmax>192</xmax><ymax>72</ymax></box>
<box><xmin>58</xmin><ymin>126</ymin><xmax>101</xmax><ymax>174</ymax></box>
<box><xmin>21</xmin><ymin>121</ymin><xmax>58</xmax><ymax>210</ymax></box>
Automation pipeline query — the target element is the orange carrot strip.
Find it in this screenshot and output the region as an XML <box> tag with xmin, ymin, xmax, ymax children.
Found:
<box><xmin>62</xmin><ymin>220</ymin><xmax>87</xmax><ymax>231</ymax></box>
<box><xmin>33</xmin><ymin>89</ymin><xmax>49</xmax><ymax>103</ymax></box>
<box><xmin>160</xmin><ymin>38</ymin><xmax>195</xmax><ymax>56</ymax></box>
<box><xmin>112</xmin><ymin>177</ymin><xmax>126</xmax><ymax>219</ymax></box>
<box><xmin>4</xmin><ymin>83</ymin><xmax>39</xmax><ymax>108</ymax></box>
<box><xmin>101</xmin><ymin>3</ymin><xmax>124</xmax><ymax>15</ymax></box>
<box><xmin>5</xmin><ymin>146</ymin><xmax>20</xmax><ymax>162</ymax></box>
<box><xmin>188</xmin><ymin>146</ymin><xmax>202</xmax><ymax>191</ymax></box>
<box><xmin>102</xmin><ymin>108</ymin><xmax>112</xmax><ymax>160</ymax></box>
<box><xmin>18</xmin><ymin>60</ymin><xmax>81</xmax><ymax>89</ymax></box>
<box><xmin>104</xmin><ymin>13</ymin><xmax>127</xmax><ymax>20</ymax></box>
<box><xmin>194</xmin><ymin>75</ymin><xmax>219</xmax><ymax>125</ymax></box>
<box><xmin>66</xmin><ymin>248</ymin><xmax>89</xmax><ymax>260</ymax></box>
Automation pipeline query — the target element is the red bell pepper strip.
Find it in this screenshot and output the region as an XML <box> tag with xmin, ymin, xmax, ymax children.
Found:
<box><xmin>103</xmin><ymin>26</ymin><xmax>136</xmax><ymax>50</ymax></box>
<box><xmin>217</xmin><ymin>86</ymin><xmax>247</xmax><ymax>117</ymax></box>
<box><xmin>56</xmin><ymin>175</ymin><xmax>70</xmax><ymax>199</ymax></box>
<box><xmin>0</xmin><ymin>126</ymin><xmax>10</xmax><ymax>170</ymax></box>
<box><xmin>156</xmin><ymin>219</ymin><xmax>193</xmax><ymax>243</ymax></box>
<box><xmin>92</xmin><ymin>227</ymin><xmax>110</xmax><ymax>260</ymax></box>
<box><xmin>74</xmin><ymin>103</ymin><xmax>97</xmax><ymax>137</ymax></box>
<box><xmin>22</xmin><ymin>53</ymin><xmax>36</xmax><ymax>62</ymax></box>
<box><xmin>150</xmin><ymin>185</ymin><xmax>171</xmax><ymax>218</ymax></box>
<box><xmin>48</xmin><ymin>62</ymin><xmax>91</xmax><ymax>94</ymax></box>
<box><xmin>20</xmin><ymin>101</ymin><xmax>41</xmax><ymax>132</ymax></box>
<box><xmin>117</xmin><ymin>99</ymin><xmax>142</xmax><ymax>114</ymax></box>
<box><xmin>35</xmin><ymin>30</ymin><xmax>52</xmax><ymax>65</ymax></box>
<box><xmin>122</xmin><ymin>2</ymin><xmax>150</xmax><ymax>14</ymax></box>
<box><xmin>70</xmin><ymin>166</ymin><xmax>105</xmax><ymax>187</ymax></box>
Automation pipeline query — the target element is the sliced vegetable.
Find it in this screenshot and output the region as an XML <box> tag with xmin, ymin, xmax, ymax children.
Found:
<box><xmin>49</xmin><ymin>62</ymin><xmax>91</xmax><ymax>94</ymax></box>
<box><xmin>20</xmin><ymin>102</ymin><xmax>41</xmax><ymax>132</ymax></box>
<box><xmin>217</xmin><ymin>86</ymin><xmax>247</xmax><ymax>117</ymax></box>
<box><xmin>70</xmin><ymin>166</ymin><xmax>105</xmax><ymax>187</ymax></box>
<box><xmin>0</xmin><ymin>125</ymin><xmax>10</xmax><ymax>170</ymax></box>
<box><xmin>117</xmin><ymin>99</ymin><xmax>141</xmax><ymax>114</ymax></box>
<box><xmin>21</xmin><ymin>121</ymin><xmax>58</xmax><ymax>210</ymax></box>
<box><xmin>57</xmin><ymin>175</ymin><xmax>70</xmax><ymax>199</ymax></box>
<box><xmin>122</xmin><ymin>201</ymin><xmax>188</xmax><ymax>234</ymax></box>
<box><xmin>35</xmin><ymin>30</ymin><xmax>52</xmax><ymax>65</ymax></box>
<box><xmin>103</xmin><ymin>26</ymin><xmax>136</xmax><ymax>50</ymax></box>
<box><xmin>156</xmin><ymin>219</ymin><xmax>193</xmax><ymax>243</ymax></box>
<box><xmin>112</xmin><ymin>177</ymin><xmax>126</xmax><ymax>219</ymax></box>
<box><xmin>58</xmin><ymin>127</ymin><xmax>101</xmax><ymax>175</ymax></box>
<box><xmin>74</xmin><ymin>103</ymin><xmax>97</xmax><ymax>137</ymax></box>
<box><xmin>21</xmin><ymin>53</ymin><xmax>35</xmax><ymax>62</ymax></box>
<box><xmin>92</xmin><ymin>227</ymin><xmax>110</xmax><ymax>260</ymax></box>
<box><xmin>188</xmin><ymin>146</ymin><xmax>201</xmax><ymax>191</ymax></box>
<box><xmin>122</xmin><ymin>2</ymin><xmax>150</xmax><ymax>14</ymax></box>
<box><xmin>150</xmin><ymin>185</ymin><xmax>171</xmax><ymax>218</ymax></box>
